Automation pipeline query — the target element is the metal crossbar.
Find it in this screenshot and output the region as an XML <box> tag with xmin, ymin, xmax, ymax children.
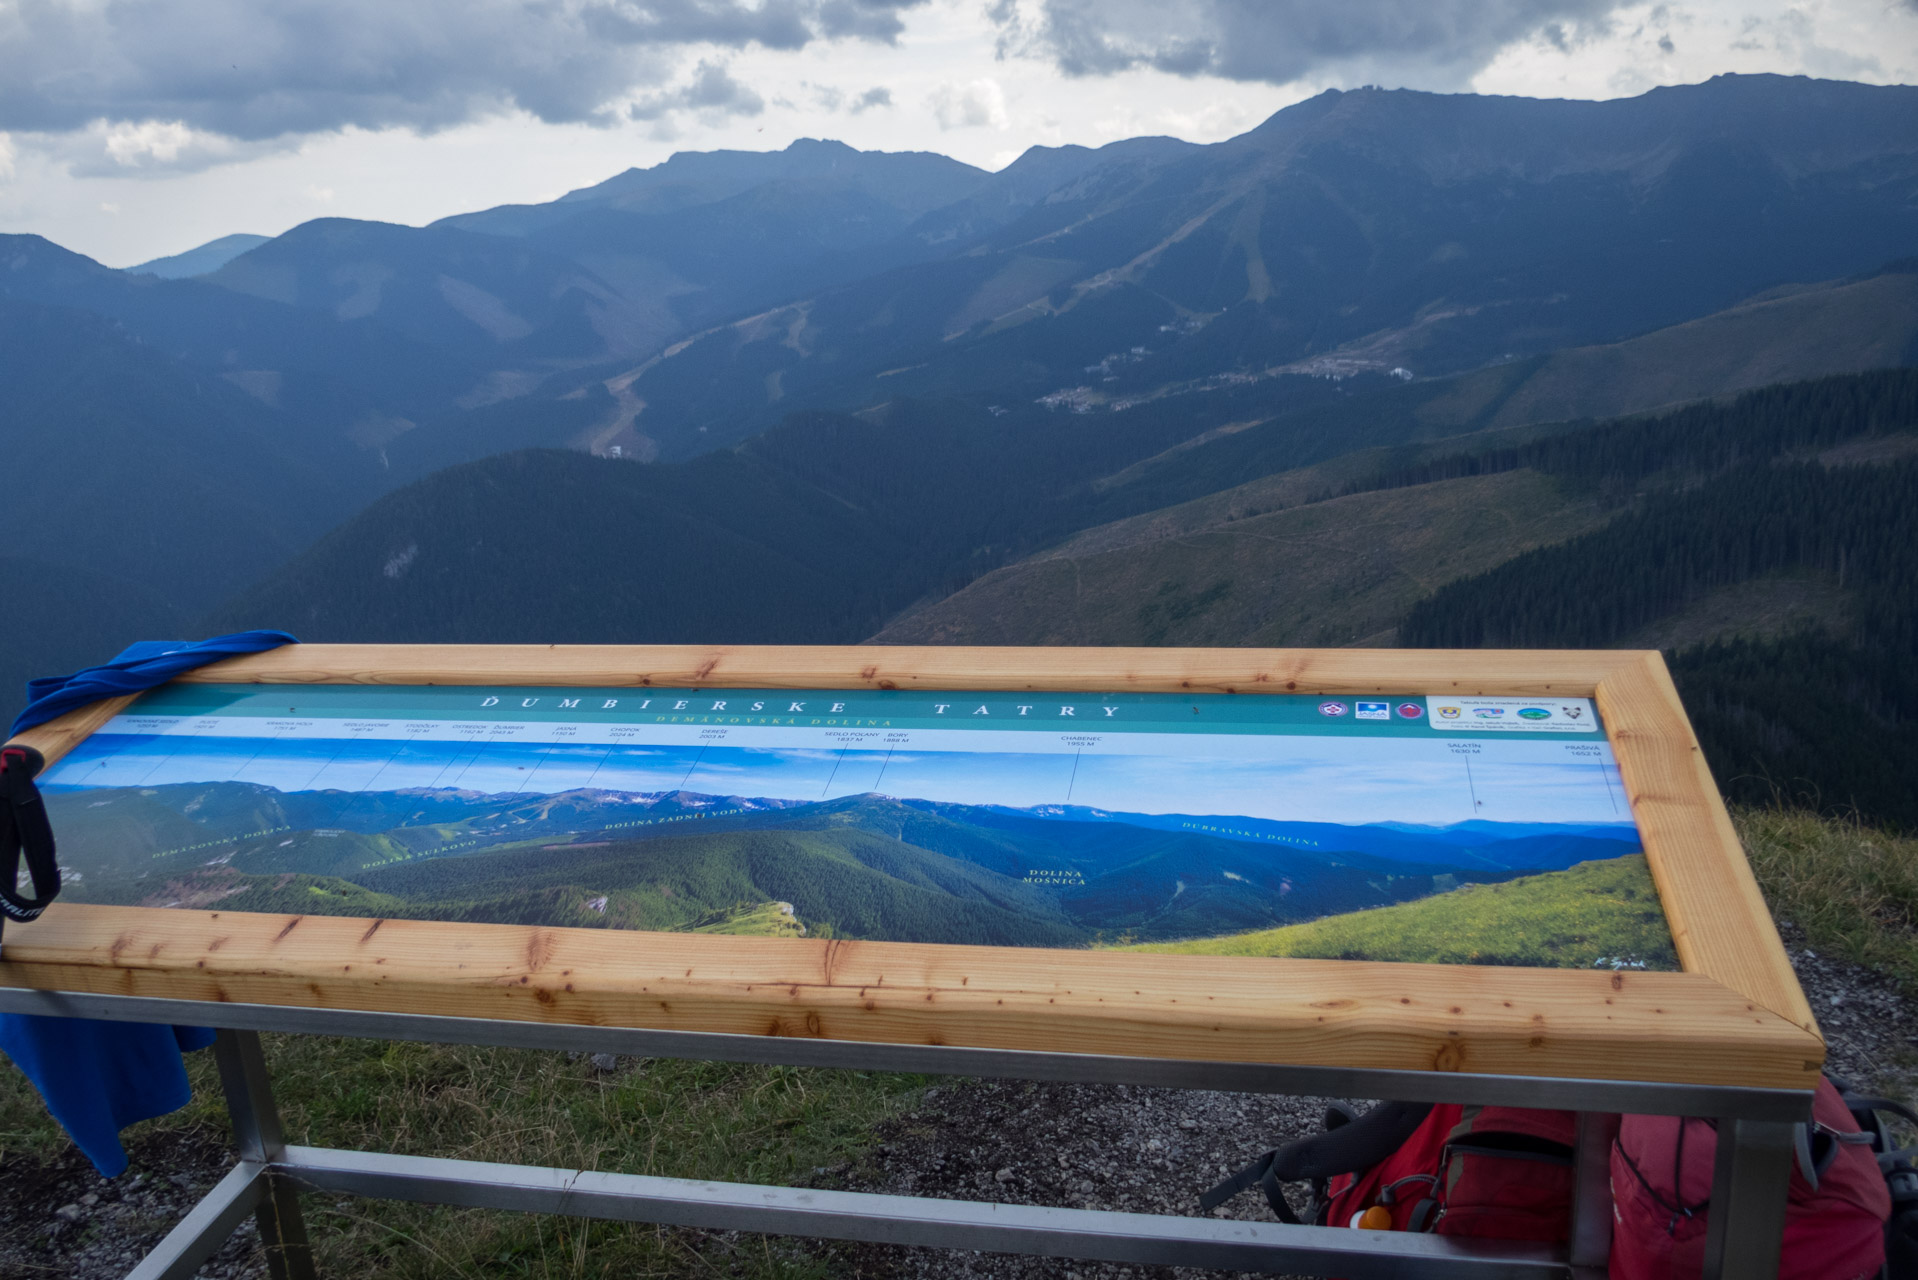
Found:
<box><xmin>0</xmin><ymin>988</ymin><xmax>1802</xmax><ymax>1279</ymax></box>
<box><xmin>278</xmin><ymin>1144</ymin><xmax>1570</xmax><ymax>1278</ymax></box>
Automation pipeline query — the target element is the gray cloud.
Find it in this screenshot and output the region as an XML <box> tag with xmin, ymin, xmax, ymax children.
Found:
<box><xmin>0</xmin><ymin>0</ymin><xmax>927</xmax><ymax>141</ymax></box>
<box><xmin>804</xmin><ymin>81</ymin><xmax>892</xmax><ymax>112</ymax></box>
<box><xmin>628</xmin><ymin>60</ymin><xmax>765</xmax><ymax>121</ymax></box>
<box><xmin>994</xmin><ymin>0</ymin><xmax>1624</xmax><ymax>87</ymax></box>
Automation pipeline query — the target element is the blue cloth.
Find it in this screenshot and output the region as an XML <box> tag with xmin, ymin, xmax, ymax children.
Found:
<box><xmin>10</xmin><ymin>630</ymin><xmax>296</xmax><ymax>737</ymax></box>
<box><xmin>0</xmin><ymin>1020</ymin><xmax>217</xmax><ymax>1176</ymax></box>
<box><xmin>2</xmin><ymin>632</ymin><xmax>294</xmax><ymax>1174</ymax></box>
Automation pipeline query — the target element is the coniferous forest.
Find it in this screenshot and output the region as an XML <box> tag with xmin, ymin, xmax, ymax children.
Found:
<box><xmin>1398</xmin><ymin>371</ymin><xmax>1918</xmax><ymax>826</ymax></box>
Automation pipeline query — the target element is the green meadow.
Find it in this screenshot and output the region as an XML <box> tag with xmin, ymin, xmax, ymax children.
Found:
<box><xmin>1117</xmin><ymin>854</ymin><xmax>1681</xmax><ymax>970</ymax></box>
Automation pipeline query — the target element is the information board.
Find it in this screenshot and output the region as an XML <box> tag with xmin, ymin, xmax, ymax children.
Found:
<box><xmin>39</xmin><ymin>682</ymin><xmax>1676</xmax><ymax>971</ymax></box>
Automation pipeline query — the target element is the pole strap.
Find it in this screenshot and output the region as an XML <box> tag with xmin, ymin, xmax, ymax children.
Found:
<box><xmin>0</xmin><ymin>745</ymin><xmax>59</xmax><ymax>923</ymax></box>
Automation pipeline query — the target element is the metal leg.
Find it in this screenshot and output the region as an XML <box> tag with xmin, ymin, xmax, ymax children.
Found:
<box><xmin>1700</xmin><ymin>1118</ymin><xmax>1794</xmax><ymax>1280</ymax></box>
<box><xmin>124</xmin><ymin>1161</ymin><xmax>268</xmax><ymax>1280</ymax></box>
<box><xmin>1567</xmin><ymin>1112</ymin><xmax>1614</xmax><ymax>1278</ymax></box>
<box><xmin>213</xmin><ymin>1030</ymin><xmax>317</xmax><ymax>1280</ymax></box>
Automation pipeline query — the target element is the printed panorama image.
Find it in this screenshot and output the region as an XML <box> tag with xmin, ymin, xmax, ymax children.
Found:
<box><xmin>38</xmin><ymin>685</ymin><xmax>1679</xmax><ymax>971</ymax></box>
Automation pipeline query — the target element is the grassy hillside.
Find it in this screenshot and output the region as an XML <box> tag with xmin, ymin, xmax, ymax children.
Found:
<box><xmin>1466</xmin><ymin>263</ymin><xmax>1918</xmax><ymax>431</ymax></box>
<box><xmin>1738</xmin><ymin>808</ymin><xmax>1918</xmax><ymax>990</ymax></box>
<box><xmin>687</xmin><ymin>901</ymin><xmax>810</xmax><ymax>937</ymax></box>
<box><xmin>330</xmin><ymin>825</ymin><xmax>1092</xmax><ymax>949</ymax></box>
<box><xmin>876</xmin><ymin>468</ymin><xmax>1604</xmax><ymax>646</ymax></box>
<box><xmin>1121</xmin><ymin>855</ymin><xmax>1678</xmax><ymax>970</ymax></box>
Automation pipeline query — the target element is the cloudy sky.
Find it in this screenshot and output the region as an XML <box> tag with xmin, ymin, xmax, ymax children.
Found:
<box><xmin>1</xmin><ymin>0</ymin><xmax>1914</xmax><ymax>268</ymax></box>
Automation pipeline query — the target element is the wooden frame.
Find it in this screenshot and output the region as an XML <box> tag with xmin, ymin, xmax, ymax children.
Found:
<box><xmin>0</xmin><ymin>644</ymin><xmax>1822</xmax><ymax>1093</ymax></box>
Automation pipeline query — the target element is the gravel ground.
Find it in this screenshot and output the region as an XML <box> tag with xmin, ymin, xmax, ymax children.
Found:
<box><xmin>5</xmin><ymin>937</ymin><xmax>1914</xmax><ymax>1280</ymax></box>
<box><xmin>0</xmin><ymin>1127</ymin><xmax>262</xmax><ymax>1280</ymax></box>
<box><xmin>803</xmin><ymin>1079</ymin><xmax>1338</xmax><ymax>1280</ymax></box>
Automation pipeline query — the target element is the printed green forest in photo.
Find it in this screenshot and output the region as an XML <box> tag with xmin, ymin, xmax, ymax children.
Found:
<box><xmin>39</xmin><ymin>682</ymin><xmax>1675</xmax><ymax>971</ymax></box>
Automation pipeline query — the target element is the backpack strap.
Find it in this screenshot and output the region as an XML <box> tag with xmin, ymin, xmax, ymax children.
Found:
<box><xmin>1831</xmin><ymin>1085</ymin><xmax>1918</xmax><ymax>1167</ymax></box>
<box><xmin>1838</xmin><ymin>1093</ymin><xmax>1918</xmax><ymax>1134</ymax></box>
<box><xmin>0</xmin><ymin>745</ymin><xmax>58</xmax><ymax>933</ymax></box>
<box><xmin>1200</xmin><ymin>1101</ymin><xmax>1435</xmax><ymax>1217</ymax></box>
<box><xmin>1199</xmin><ymin>1148</ymin><xmax>1303</xmax><ymax>1222</ymax></box>
<box><xmin>1617</xmin><ymin>1115</ymin><xmax>1712</xmax><ymax>1235</ymax></box>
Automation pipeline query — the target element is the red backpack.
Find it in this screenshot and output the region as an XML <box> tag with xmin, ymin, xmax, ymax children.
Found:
<box><xmin>1609</xmin><ymin>1076</ymin><xmax>1889</xmax><ymax>1280</ymax></box>
<box><xmin>1322</xmin><ymin>1103</ymin><xmax>1580</xmax><ymax>1238</ymax></box>
<box><xmin>1202</xmin><ymin>1100</ymin><xmax>1580</xmax><ymax>1242</ymax></box>
<box><xmin>1206</xmin><ymin>1082</ymin><xmax>1899</xmax><ymax>1277</ymax></box>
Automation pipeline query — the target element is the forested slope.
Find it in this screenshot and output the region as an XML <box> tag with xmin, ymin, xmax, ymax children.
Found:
<box><xmin>1388</xmin><ymin>371</ymin><xmax>1918</xmax><ymax>826</ymax></box>
<box><xmin>1402</xmin><ymin>457</ymin><xmax>1918</xmax><ymax>825</ymax></box>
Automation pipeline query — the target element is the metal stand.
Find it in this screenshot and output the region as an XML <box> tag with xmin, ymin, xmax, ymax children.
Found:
<box><xmin>0</xmin><ymin>988</ymin><xmax>1803</xmax><ymax>1280</ymax></box>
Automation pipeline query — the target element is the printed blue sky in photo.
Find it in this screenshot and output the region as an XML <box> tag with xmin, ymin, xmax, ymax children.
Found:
<box><xmin>46</xmin><ymin>731</ymin><xmax>1633</xmax><ymax>828</ymax></box>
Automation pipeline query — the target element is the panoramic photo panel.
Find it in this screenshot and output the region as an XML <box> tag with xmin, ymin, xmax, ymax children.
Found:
<box><xmin>39</xmin><ymin>684</ymin><xmax>1677</xmax><ymax>970</ymax></box>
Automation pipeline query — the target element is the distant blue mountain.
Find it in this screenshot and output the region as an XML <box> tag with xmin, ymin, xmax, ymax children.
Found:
<box><xmin>971</xmin><ymin>801</ymin><xmax>1639</xmax><ymax>871</ymax></box>
<box><xmin>125</xmin><ymin>233</ymin><xmax>271</xmax><ymax>279</ymax></box>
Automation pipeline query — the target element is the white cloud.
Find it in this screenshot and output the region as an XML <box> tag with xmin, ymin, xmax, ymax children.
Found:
<box><xmin>1471</xmin><ymin>0</ymin><xmax>1916</xmax><ymax>98</ymax></box>
<box><xmin>805</xmin><ymin>82</ymin><xmax>894</xmax><ymax>112</ymax></box>
<box><xmin>0</xmin><ymin>132</ymin><xmax>13</xmax><ymax>182</ymax></box>
<box><xmin>98</xmin><ymin>119</ymin><xmax>242</xmax><ymax>171</ymax></box>
<box><xmin>927</xmin><ymin>78</ymin><xmax>1008</xmax><ymax>128</ymax></box>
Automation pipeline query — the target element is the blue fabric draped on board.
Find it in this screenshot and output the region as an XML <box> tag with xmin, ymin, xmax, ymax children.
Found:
<box><xmin>9</xmin><ymin>630</ymin><xmax>296</xmax><ymax>737</ymax></box>
<box><xmin>1</xmin><ymin>632</ymin><xmax>296</xmax><ymax>1175</ymax></box>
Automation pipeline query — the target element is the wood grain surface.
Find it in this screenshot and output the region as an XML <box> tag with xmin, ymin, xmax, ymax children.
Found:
<box><xmin>156</xmin><ymin>643</ymin><xmax>1648</xmax><ymax>696</ymax></box>
<box><xmin>0</xmin><ymin>903</ymin><xmax>1822</xmax><ymax>1089</ymax></box>
<box><xmin>1597</xmin><ymin>654</ymin><xmax>1817</xmax><ymax>1034</ymax></box>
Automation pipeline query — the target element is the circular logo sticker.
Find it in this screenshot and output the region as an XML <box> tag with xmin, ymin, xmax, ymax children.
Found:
<box><xmin>1517</xmin><ymin>707</ymin><xmax>1552</xmax><ymax>720</ymax></box>
<box><xmin>1318</xmin><ymin>701</ymin><xmax>1348</xmax><ymax>717</ymax></box>
<box><xmin>1397</xmin><ymin>702</ymin><xmax>1423</xmax><ymax>718</ymax></box>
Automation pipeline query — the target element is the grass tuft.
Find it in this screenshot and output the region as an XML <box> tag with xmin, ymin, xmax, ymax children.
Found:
<box><xmin>1737</xmin><ymin>807</ymin><xmax>1918</xmax><ymax>991</ymax></box>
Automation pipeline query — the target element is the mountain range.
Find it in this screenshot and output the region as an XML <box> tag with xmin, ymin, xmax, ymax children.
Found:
<box><xmin>4</xmin><ymin>72</ymin><xmax>1917</xmax><ymax>825</ymax></box>
<box><xmin>45</xmin><ymin>780</ymin><xmax>1642</xmax><ymax>949</ymax></box>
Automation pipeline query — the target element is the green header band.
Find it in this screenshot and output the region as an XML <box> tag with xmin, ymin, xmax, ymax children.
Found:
<box><xmin>117</xmin><ymin>684</ymin><xmax>1603</xmax><ymax>741</ymax></box>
